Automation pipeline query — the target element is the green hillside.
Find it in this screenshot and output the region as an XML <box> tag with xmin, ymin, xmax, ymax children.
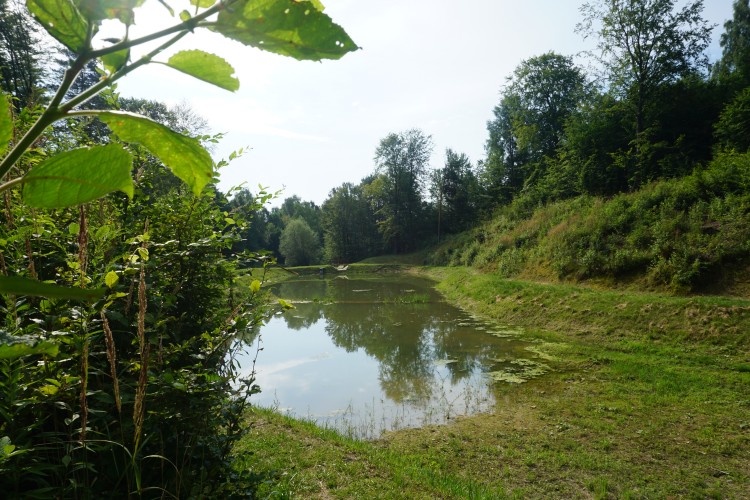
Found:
<box><xmin>428</xmin><ymin>151</ymin><xmax>750</xmax><ymax>297</ymax></box>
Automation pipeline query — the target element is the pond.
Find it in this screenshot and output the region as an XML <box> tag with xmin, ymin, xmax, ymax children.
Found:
<box><xmin>238</xmin><ymin>273</ymin><xmax>552</xmax><ymax>439</ymax></box>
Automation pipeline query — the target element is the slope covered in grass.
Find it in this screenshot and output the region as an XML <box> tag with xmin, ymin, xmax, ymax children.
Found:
<box><xmin>429</xmin><ymin>151</ymin><xmax>750</xmax><ymax>296</ymax></box>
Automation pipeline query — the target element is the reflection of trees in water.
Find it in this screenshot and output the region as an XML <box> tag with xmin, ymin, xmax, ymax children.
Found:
<box><xmin>272</xmin><ymin>277</ymin><xmax>521</xmax><ymax>405</ymax></box>
<box><xmin>272</xmin><ymin>278</ymin><xmax>329</xmax><ymax>302</ymax></box>
<box><xmin>425</xmin><ymin>315</ymin><xmax>501</xmax><ymax>384</ymax></box>
<box><xmin>234</xmin><ymin>319</ymin><xmax>262</xmax><ymax>347</ymax></box>
<box><xmin>324</xmin><ymin>277</ymin><xmax>443</xmax><ymax>304</ymax></box>
<box><xmin>324</xmin><ymin>303</ymin><xmax>436</xmax><ymax>403</ymax></box>
<box><xmin>282</xmin><ymin>303</ymin><xmax>324</xmax><ymax>330</ymax></box>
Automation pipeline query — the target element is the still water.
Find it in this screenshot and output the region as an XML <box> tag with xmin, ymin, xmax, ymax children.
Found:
<box><xmin>239</xmin><ymin>273</ymin><xmax>548</xmax><ymax>438</ymax></box>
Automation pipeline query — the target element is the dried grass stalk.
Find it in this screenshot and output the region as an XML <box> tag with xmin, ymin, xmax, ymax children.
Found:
<box><xmin>100</xmin><ymin>311</ymin><xmax>121</xmax><ymax>415</ymax></box>
<box><xmin>133</xmin><ymin>226</ymin><xmax>149</xmax><ymax>450</ymax></box>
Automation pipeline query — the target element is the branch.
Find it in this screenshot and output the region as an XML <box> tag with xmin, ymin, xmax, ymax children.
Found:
<box><xmin>87</xmin><ymin>0</ymin><xmax>238</xmax><ymax>60</ymax></box>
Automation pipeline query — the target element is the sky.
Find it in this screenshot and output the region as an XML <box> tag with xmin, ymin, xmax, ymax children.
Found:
<box><xmin>112</xmin><ymin>0</ymin><xmax>736</xmax><ymax>206</ymax></box>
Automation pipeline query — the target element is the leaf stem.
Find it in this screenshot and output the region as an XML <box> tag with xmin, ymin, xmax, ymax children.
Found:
<box><xmin>63</xmin><ymin>30</ymin><xmax>191</xmax><ymax>112</ymax></box>
<box><xmin>0</xmin><ymin>0</ymin><xmax>239</xmax><ymax>183</ymax></box>
<box><xmin>87</xmin><ymin>0</ymin><xmax>237</xmax><ymax>60</ymax></box>
<box><xmin>0</xmin><ymin>176</ymin><xmax>25</xmax><ymax>195</ymax></box>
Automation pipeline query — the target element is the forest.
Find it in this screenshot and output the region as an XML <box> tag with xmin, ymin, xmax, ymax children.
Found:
<box><xmin>241</xmin><ymin>0</ymin><xmax>750</xmax><ymax>295</ymax></box>
<box><xmin>1</xmin><ymin>0</ymin><xmax>749</xmax><ymax>497</ymax></box>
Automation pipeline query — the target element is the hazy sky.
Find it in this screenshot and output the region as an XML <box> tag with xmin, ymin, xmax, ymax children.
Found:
<box><xmin>114</xmin><ymin>0</ymin><xmax>735</xmax><ymax>206</ymax></box>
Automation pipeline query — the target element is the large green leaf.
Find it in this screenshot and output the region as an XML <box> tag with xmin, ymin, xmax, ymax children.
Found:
<box><xmin>212</xmin><ymin>0</ymin><xmax>358</xmax><ymax>61</ymax></box>
<box><xmin>0</xmin><ymin>331</ymin><xmax>59</xmax><ymax>360</ymax></box>
<box><xmin>23</xmin><ymin>144</ymin><xmax>133</xmax><ymax>208</ymax></box>
<box><xmin>306</xmin><ymin>0</ymin><xmax>325</xmax><ymax>11</ymax></box>
<box><xmin>190</xmin><ymin>0</ymin><xmax>216</xmax><ymax>7</ymax></box>
<box><xmin>74</xmin><ymin>0</ymin><xmax>144</xmax><ymax>25</ymax></box>
<box><xmin>100</xmin><ymin>111</ymin><xmax>213</xmax><ymax>196</ymax></box>
<box><xmin>0</xmin><ymin>276</ymin><xmax>105</xmax><ymax>301</ymax></box>
<box><xmin>101</xmin><ymin>47</ymin><xmax>130</xmax><ymax>75</ymax></box>
<box><xmin>0</xmin><ymin>93</ymin><xmax>12</xmax><ymax>157</ymax></box>
<box><xmin>166</xmin><ymin>50</ymin><xmax>239</xmax><ymax>91</ymax></box>
<box><xmin>26</xmin><ymin>0</ymin><xmax>89</xmax><ymax>53</ymax></box>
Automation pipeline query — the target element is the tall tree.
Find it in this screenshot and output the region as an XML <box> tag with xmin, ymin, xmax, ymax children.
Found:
<box><xmin>504</xmin><ymin>52</ymin><xmax>588</xmax><ymax>162</ymax></box>
<box><xmin>714</xmin><ymin>0</ymin><xmax>750</xmax><ymax>88</ymax></box>
<box><xmin>483</xmin><ymin>92</ymin><xmax>528</xmax><ymax>204</ymax></box>
<box><xmin>578</xmin><ymin>0</ymin><xmax>712</xmax><ymax>140</ymax></box>
<box><xmin>484</xmin><ymin>53</ymin><xmax>587</xmax><ymax>203</ymax></box>
<box><xmin>430</xmin><ymin>149</ymin><xmax>479</xmax><ymax>238</ymax></box>
<box><xmin>0</xmin><ymin>0</ymin><xmax>43</xmax><ymax>109</ymax></box>
<box><xmin>373</xmin><ymin>129</ymin><xmax>433</xmax><ymax>253</ymax></box>
<box><xmin>321</xmin><ymin>181</ymin><xmax>381</xmax><ymax>263</ymax></box>
<box><xmin>278</xmin><ymin>195</ymin><xmax>322</xmax><ymax>243</ymax></box>
<box><xmin>279</xmin><ymin>218</ymin><xmax>320</xmax><ymax>266</ymax></box>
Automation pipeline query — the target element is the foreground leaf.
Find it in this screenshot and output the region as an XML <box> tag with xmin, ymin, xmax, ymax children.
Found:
<box><xmin>102</xmin><ymin>48</ymin><xmax>130</xmax><ymax>74</ymax></box>
<box><xmin>190</xmin><ymin>0</ymin><xmax>216</xmax><ymax>7</ymax></box>
<box><xmin>0</xmin><ymin>276</ymin><xmax>105</xmax><ymax>301</ymax></box>
<box><xmin>212</xmin><ymin>0</ymin><xmax>358</xmax><ymax>61</ymax></box>
<box><xmin>0</xmin><ymin>332</ymin><xmax>59</xmax><ymax>360</ymax></box>
<box><xmin>305</xmin><ymin>0</ymin><xmax>325</xmax><ymax>11</ymax></box>
<box><xmin>105</xmin><ymin>270</ymin><xmax>119</xmax><ymax>288</ymax></box>
<box><xmin>26</xmin><ymin>0</ymin><xmax>89</xmax><ymax>53</ymax></box>
<box><xmin>23</xmin><ymin>144</ymin><xmax>133</xmax><ymax>208</ymax></box>
<box><xmin>0</xmin><ymin>93</ymin><xmax>12</xmax><ymax>157</ymax></box>
<box><xmin>166</xmin><ymin>50</ymin><xmax>239</xmax><ymax>91</ymax></box>
<box><xmin>100</xmin><ymin>111</ymin><xmax>213</xmax><ymax>196</ymax></box>
<box><xmin>74</xmin><ymin>0</ymin><xmax>145</xmax><ymax>25</ymax></box>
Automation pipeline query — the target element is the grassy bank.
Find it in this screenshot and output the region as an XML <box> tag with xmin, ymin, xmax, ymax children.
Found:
<box><xmin>234</xmin><ymin>267</ymin><xmax>750</xmax><ymax>498</ymax></box>
<box><xmin>428</xmin><ymin>154</ymin><xmax>750</xmax><ymax>296</ymax></box>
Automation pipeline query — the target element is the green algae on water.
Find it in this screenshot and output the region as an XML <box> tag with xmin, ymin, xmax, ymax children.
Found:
<box><xmin>487</xmin><ymin>358</ymin><xmax>550</xmax><ymax>384</ymax></box>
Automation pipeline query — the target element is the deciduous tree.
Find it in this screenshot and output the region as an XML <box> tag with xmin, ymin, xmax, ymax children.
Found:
<box><xmin>321</xmin><ymin>181</ymin><xmax>381</xmax><ymax>263</ymax></box>
<box><xmin>714</xmin><ymin>0</ymin><xmax>750</xmax><ymax>88</ymax></box>
<box><xmin>279</xmin><ymin>217</ymin><xmax>320</xmax><ymax>266</ymax></box>
<box><xmin>484</xmin><ymin>53</ymin><xmax>586</xmax><ymax>203</ymax></box>
<box><xmin>578</xmin><ymin>0</ymin><xmax>712</xmax><ymax>140</ymax></box>
<box><xmin>373</xmin><ymin>129</ymin><xmax>433</xmax><ymax>253</ymax></box>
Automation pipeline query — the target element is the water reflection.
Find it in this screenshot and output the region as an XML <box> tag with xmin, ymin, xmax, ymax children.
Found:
<box><xmin>240</xmin><ymin>275</ymin><xmax>538</xmax><ymax>438</ymax></box>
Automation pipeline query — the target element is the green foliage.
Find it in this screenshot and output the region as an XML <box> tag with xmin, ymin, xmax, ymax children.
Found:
<box><xmin>0</xmin><ymin>91</ymin><xmax>11</xmax><ymax>153</ymax></box>
<box><xmin>432</xmin><ymin>150</ymin><xmax>750</xmax><ymax>294</ymax></box>
<box><xmin>279</xmin><ymin>217</ymin><xmax>320</xmax><ymax>266</ymax></box>
<box><xmin>165</xmin><ymin>50</ymin><xmax>240</xmax><ymax>91</ymax></box>
<box><xmin>430</xmin><ymin>149</ymin><xmax>480</xmax><ymax>237</ymax></box>
<box><xmin>99</xmin><ymin>110</ymin><xmax>213</xmax><ymax>196</ymax></box>
<box><xmin>483</xmin><ymin>52</ymin><xmax>587</xmax><ymax>204</ymax></box>
<box><xmin>0</xmin><ymin>0</ymin><xmax>44</xmax><ymax>109</ymax></box>
<box><xmin>372</xmin><ymin>129</ymin><xmax>433</xmax><ymax>253</ymax></box>
<box><xmin>578</xmin><ymin>0</ymin><xmax>711</xmax><ymax>137</ymax></box>
<box><xmin>0</xmin><ymin>330</ymin><xmax>58</xmax><ymax>358</ymax></box>
<box><xmin>0</xmin><ymin>0</ymin><xmax>356</xmax><ymax>496</ymax></box>
<box><xmin>22</xmin><ymin>143</ymin><xmax>134</xmax><ymax>207</ymax></box>
<box><xmin>213</xmin><ymin>0</ymin><xmax>357</xmax><ymax>61</ymax></box>
<box><xmin>321</xmin><ymin>181</ymin><xmax>381</xmax><ymax>263</ymax></box>
<box><xmin>0</xmin><ymin>276</ymin><xmax>104</xmax><ymax>300</ymax></box>
<box><xmin>714</xmin><ymin>0</ymin><xmax>750</xmax><ymax>87</ymax></box>
<box><xmin>26</xmin><ymin>0</ymin><xmax>88</xmax><ymax>52</ymax></box>
<box><xmin>715</xmin><ymin>86</ymin><xmax>750</xmax><ymax>152</ymax></box>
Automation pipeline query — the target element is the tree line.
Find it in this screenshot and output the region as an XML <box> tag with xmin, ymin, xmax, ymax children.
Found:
<box><xmin>240</xmin><ymin>0</ymin><xmax>750</xmax><ymax>268</ymax></box>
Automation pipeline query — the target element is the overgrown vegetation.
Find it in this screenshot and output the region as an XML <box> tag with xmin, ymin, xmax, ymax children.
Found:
<box><xmin>0</xmin><ymin>0</ymin><xmax>356</xmax><ymax>496</ymax></box>
<box><xmin>429</xmin><ymin>150</ymin><xmax>750</xmax><ymax>294</ymax></box>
